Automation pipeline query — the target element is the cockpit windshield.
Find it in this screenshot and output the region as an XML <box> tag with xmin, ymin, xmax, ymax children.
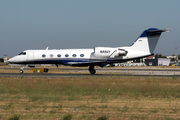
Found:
<box><xmin>18</xmin><ymin>52</ymin><xmax>26</xmax><ymax>55</ymax></box>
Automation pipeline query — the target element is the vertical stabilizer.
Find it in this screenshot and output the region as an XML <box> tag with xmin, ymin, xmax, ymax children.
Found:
<box><xmin>131</xmin><ymin>28</ymin><xmax>170</xmax><ymax>53</ymax></box>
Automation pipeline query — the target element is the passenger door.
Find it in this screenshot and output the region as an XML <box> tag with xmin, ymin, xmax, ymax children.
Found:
<box><xmin>27</xmin><ymin>52</ymin><xmax>34</xmax><ymax>62</ymax></box>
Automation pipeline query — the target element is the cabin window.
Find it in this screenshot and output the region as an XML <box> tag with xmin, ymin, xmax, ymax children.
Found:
<box><xmin>42</xmin><ymin>54</ymin><xmax>46</xmax><ymax>58</ymax></box>
<box><xmin>80</xmin><ymin>54</ymin><xmax>84</xmax><ymax>57</ymax></box>
<box><xmin>49</xmin><ymin>54</ymin><xmax>54</xmax><ymax>58</ymax></box>
<box><xmin>72</xmin><ymin>54</ymin><xmax>77</xmax><ymax>57</ymax></box>
<box><xmin>57</xmin><ymin>54</ymin><xmax>61</xmax><ymax>57</ymax></box>
<box><xmin>65</xmin><ymin>54</ymin><xmax>69</xmax><ymax>57</ymax></box>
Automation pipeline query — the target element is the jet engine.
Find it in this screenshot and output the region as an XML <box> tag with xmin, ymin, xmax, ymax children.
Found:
<box><xmin>94</xmin><ymin>47</ymin><xmax>127</xmax><ymax>58</ymax></box>
<box><xmin>116</xmin><ymin>49</ymin><xmax>128</xmax><ymax>56</ymax></box>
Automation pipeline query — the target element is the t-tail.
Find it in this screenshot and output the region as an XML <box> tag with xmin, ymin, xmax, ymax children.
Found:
<box><xmin>130</xmin><ymin>28</ymin><xmax>170</xmax><ymax>53</ymax></box>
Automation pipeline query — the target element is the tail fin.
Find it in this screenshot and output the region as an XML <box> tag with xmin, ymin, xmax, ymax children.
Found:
<box><xmin>131</xmin><ymin>28</ymin><xmax>170</xmax><ymax>53</ymax></box>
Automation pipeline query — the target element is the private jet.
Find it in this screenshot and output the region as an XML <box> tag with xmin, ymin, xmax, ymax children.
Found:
<box><xmin>8</xmin><ymin>28</ymin><xmax>170</xmax><ymax>74</ymax></box>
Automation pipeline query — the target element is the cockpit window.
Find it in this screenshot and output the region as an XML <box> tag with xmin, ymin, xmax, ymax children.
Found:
<box><xmin>18</xmin><ymin>52</ymin><xmax>23</xmax><ymax>55</ymax></box>
<box><xmin>18</xmin><ymin>52</ymin><xmax>26</xmax><ymax>55</ymax></box>
<box><xmin>22</xmin><ymin>52</ymin><xmax>26</xmax><ymax>55</ymax></box>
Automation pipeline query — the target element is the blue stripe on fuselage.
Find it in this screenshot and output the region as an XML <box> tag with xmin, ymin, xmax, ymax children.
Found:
<box><xmin>11</xmin><ymin>58</ymin><xmax>104</xmax><ymax>65</ymax></box>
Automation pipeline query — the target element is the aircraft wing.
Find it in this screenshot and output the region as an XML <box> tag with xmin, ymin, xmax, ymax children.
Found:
<box><xmin>67</xmin><ymin>61</ymin><xmax>108</xmax><ymax>67</ymax></box>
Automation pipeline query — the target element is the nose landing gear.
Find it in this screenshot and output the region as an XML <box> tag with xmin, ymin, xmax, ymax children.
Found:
<box><xmin>19</xmin><ymin>67</ymin><xmax>24</xmax><ymax>74</ymax></box>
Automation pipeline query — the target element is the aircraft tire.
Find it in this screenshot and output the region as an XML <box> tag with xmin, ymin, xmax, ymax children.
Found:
<box><xmin>19</xmin><ymin>69</ymin><xmax>24</xmax><ymax>74</ymax></box>
<box><xmin>89</xmin><ymin>69</ymin><xmax>96</xmax><ymax>74</ymax></box>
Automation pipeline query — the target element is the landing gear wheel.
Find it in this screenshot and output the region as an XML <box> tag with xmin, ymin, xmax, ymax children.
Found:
<box><xmin>19</xmin><ymin>69</ymin><xmax>24</xmax><ymax>74</ymax></box>
<box><xmin>89</xmin><ymin>66</ymin><xmax>96</xmax><ymax>74</ymax></box>
<box><xmin>89</xmin><ymin>69</ymin><xmax>96</xmax><ymax>74</ymax></box>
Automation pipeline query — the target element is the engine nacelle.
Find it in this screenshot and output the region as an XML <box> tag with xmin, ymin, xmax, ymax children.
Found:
<box><xmin>116</xmin><ymin>49</ymin><xmax>128</xmax><ymax>56</ymax></box>
<box><xmin>94</xmin><ymin>47</ymin><xmax>127</xmax><ymax>58</ymax></box>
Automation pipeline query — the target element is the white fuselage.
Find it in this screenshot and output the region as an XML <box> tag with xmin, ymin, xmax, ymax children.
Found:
<box><xmin>8</xmin><ymin>47</ymin><xmax>151</xmax><ymax>67</ymax></box>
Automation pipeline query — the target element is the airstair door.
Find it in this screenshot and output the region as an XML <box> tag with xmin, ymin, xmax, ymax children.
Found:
<box><xmin>27</xmin><ymin>52</ymin><xmax>34</xmax><ymax>62</ymax></box>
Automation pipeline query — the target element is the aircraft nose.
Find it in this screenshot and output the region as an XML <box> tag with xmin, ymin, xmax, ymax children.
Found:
<box><xmin>8</xmin><ymin>58</ymin><xmax>15</xmax><ymax>63</ymax></box>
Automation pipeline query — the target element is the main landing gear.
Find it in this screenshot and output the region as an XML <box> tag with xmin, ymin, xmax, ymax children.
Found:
<box><xmin>89</xmin><ymin>66</ymin><xmax>96</xmax><ymax>74</ymax></box>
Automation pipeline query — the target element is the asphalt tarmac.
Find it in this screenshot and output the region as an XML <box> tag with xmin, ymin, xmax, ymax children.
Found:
<box><xmin>1</xmin><ymin>67</ymin><xmax>180</xmax><ymax>78</ymax></box>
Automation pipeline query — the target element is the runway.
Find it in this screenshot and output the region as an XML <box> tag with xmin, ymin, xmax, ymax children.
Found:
<box><xmin>1</xmin><ymin>67</ymin><xmax>180</xmax><ymax>78</ymax></box>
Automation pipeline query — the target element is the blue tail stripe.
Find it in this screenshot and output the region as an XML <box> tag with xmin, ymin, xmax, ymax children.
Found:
<box><xmin>139</xmin><ymin>28</ymin><xmax>160</xmax><ymax>37</ymax></box>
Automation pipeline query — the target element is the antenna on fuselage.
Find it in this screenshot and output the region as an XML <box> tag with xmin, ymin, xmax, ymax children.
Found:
<box><xmin>46</xmin><ymin>47</ymin><xmax>49</xmax><ymax>50</ymax></box>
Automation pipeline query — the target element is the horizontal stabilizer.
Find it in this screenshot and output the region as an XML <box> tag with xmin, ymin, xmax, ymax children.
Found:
<box><xmin>147</xmin><ymin>28</ymin><xmax>171</xmax><ymax>32</ymax></box>
<box><xmin>140</xmin><ymin>28</ymin><xmax>170</xmax><ymax>37</ymax></box>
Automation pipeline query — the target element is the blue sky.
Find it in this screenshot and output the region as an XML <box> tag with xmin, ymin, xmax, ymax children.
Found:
<box><xmin>0</xmin><ymin>0</ymin><xmax>180</xmax><ymax>57</ymax></box>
